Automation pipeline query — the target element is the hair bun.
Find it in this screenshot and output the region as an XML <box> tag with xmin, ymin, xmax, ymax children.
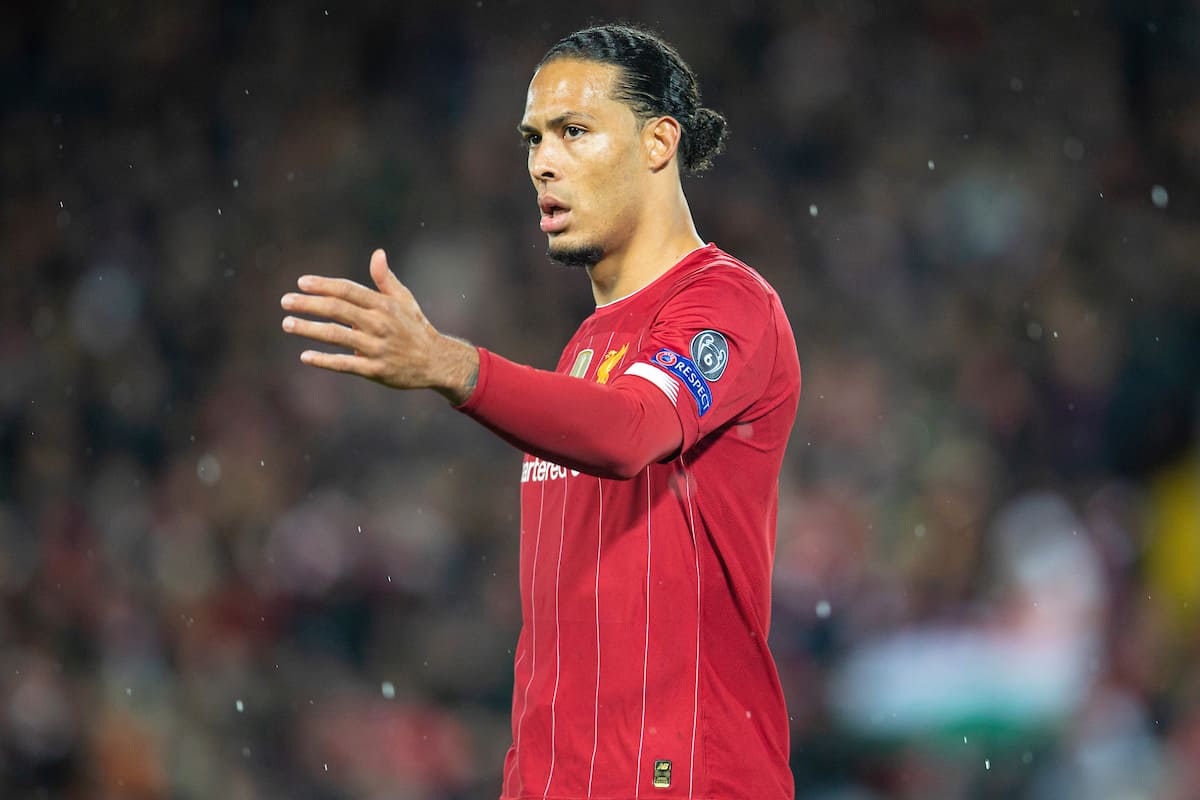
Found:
<box><xmin>683</xmin><ymin>107</ymin><xmax>729</xmax><ymax>175</ymax></box>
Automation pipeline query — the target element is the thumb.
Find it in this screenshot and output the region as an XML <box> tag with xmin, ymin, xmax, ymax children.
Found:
<box><xmin>369</xmin><ymin>248</ymin><xmax>407</xmax><ymax>298</ymax></box>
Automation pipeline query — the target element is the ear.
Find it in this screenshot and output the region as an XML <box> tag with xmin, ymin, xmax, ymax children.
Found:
<box><xmin>643</xmin><ymin>116</ymin><xmax>682</xmax><ymax>173</ymax></box>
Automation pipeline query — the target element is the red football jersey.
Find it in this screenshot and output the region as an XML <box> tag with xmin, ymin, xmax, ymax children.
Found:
<box><xmin>502</xmin><ymin>244</ymin><xmax>800</xmax><ymax>800</ymax></box>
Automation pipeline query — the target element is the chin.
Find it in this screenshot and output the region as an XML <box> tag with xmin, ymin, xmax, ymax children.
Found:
<box><xmin>547</xmin><ymin>238</ymin><xmax>605</xmax><ymax>269</ymax></box>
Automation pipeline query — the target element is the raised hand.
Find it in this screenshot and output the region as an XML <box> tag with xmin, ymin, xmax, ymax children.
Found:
<box><xmin>281</xmin><ymin>249</ymin><xmax>478</xmax><ymax>404</ymax></box>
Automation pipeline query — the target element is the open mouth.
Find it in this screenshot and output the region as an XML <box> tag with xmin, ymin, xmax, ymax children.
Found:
<box><xmin>539</xmin><ymin>199</ymin><xmax>571</xmax><ymax>234</ymax></box>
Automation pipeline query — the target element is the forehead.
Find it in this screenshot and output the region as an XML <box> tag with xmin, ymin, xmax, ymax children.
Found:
<box><xmin>522</xmin><ymin>58</ymin><xmax>627</xmax><ymax>124</ymax></box>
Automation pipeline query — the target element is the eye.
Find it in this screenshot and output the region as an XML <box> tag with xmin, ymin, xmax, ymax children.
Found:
<box><xmin>564</xmin><ymin>125</ymin><xmax>585</xmax><ymax>139</ymax></box>
<box><xmin>522</xmin><ymin>133</ymin><xmax>541</xmax><ymax>149</ymax></box>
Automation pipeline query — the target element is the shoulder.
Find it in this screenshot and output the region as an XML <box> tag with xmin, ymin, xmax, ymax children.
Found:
<box><xmin>665</xmin><ymin>246</ymin><xmax>779</xmax><ymax>313</ymax></box>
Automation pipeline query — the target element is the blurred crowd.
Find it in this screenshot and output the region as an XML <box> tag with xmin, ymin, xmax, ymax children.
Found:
<box><xmin>3</xmin><ymin>1</ymin><xmax>1199</xmax><ymax>798</ymax></box>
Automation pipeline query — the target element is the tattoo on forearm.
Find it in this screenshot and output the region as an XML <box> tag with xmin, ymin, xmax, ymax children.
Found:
<box><xmin>462</xmin><ymin>363</ymin><xmax>479</xmax><ymax>402</ymax></box>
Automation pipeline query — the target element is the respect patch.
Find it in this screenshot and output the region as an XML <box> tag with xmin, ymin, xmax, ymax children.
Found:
<box><xmin>651</xmin><ymin>349</ymin><xmax>712</xmax><ymax>416</ymax></box>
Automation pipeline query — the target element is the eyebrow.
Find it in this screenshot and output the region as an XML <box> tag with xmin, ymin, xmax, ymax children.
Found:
<box><xmin>517</xmin><ymin>110</ymin><xmax>597</xmax><ymax>136</ymax></box>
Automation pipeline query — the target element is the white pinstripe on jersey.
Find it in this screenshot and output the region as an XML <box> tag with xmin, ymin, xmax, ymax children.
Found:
<box><xmin>508</xmin><ymin>480</ymin><xmax>546</xmax><ymax>796</ymax></box>
<box><xmin>544</xmin><ymin>331</ymin><xmax>607</xmax><ymax>798</ymax></box>
<box><xmin>587</xmin><ymin>478</ymin><xmax>603</xmax><ymax>795</ymax></box>
<box><xmin>541</xmin><ymin>476</ymin><xmax>570</xmax><ymax>797</ymax></box>
<box><xmin>682</xmin><ymin>458</ymin><xmax>702</xmax><ymax>797</ymax></box>
<box><xmin>634</xmin><ymin>469</ymin><xmax>653</xmax><ymax>798</ymax></box>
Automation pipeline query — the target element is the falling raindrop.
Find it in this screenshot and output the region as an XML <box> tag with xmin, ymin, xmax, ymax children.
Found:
<box><xmin>197</xmin><ymin>454</ymin><xmax>221</xmax><ymax>486</ymax></box>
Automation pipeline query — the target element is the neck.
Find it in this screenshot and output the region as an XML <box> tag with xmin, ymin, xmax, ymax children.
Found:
<box><xmin>587</xmin><ymin>190</ymin><xmax>704</xmax><ymax>306</ymax></box>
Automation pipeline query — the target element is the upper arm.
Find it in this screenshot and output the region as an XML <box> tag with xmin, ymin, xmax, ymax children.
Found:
<box><xmin>609</xmin><ymin>267</ymin><xmax>778</xmax><ymax>453</ymax></box>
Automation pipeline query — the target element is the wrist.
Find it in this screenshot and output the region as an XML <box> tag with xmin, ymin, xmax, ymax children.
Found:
<box><xmin>431</xmin><ymin>335</ymin><xmax>480</xmax><ymax>406</ymax></box>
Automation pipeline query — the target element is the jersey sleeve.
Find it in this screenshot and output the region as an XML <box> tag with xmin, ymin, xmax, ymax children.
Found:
<box><xmin>610</xmin><ymin>265</ymin><xmax>778</xmax><ymax>454</ymax></box>
<box><xmin>454</xmin><ymin>348</ymin><xmax>683</xmax><ymax>480</ymax></box>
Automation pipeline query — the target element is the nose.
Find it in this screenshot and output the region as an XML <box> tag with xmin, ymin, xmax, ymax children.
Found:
<box><xmin>528</xmin><ymin>139</ymin><xmax>560</xmax><ymax>184</ymax></box>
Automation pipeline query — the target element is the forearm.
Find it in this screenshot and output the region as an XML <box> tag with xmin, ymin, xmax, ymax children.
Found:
<box><xmin>454</xmin><ymin>348</ymin><xmax>682</xmax><ymax>479</ymax></box>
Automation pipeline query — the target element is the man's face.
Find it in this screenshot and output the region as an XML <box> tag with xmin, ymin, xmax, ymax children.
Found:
<box><xmin>519</xmin><ymin>58</ymin><xmax>647</xmax><ymax>267</ymax></box>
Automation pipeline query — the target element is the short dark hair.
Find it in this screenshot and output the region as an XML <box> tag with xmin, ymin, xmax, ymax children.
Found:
<box><xmin>539</xmin><ymin>24</ymin><xmax>728</xmax><ymax>175</ymax></box>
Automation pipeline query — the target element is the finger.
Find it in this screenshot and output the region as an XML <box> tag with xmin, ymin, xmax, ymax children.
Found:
<box><xmin>281</xmin><ymin>293</ymin><xmax>368</xmax><ymax>329</ymax></box>
<box><xmin>282</xmin><ymin>316</ymin><xmax>371</xmax><ymax>353</ymax></box>
<box><xmin>299</xmin><ymin>349</ymin><xmax>378</xmax><ymax>378</ymax></box>
<box><xmin>296</xmin><ymin>274</ymin><xmax>383</xmax><ymax>310</ymax></box>
<box><xmin>369</xmin><ymin>249</ymin><xmax>412</xmax><ymax>301</ymax></box>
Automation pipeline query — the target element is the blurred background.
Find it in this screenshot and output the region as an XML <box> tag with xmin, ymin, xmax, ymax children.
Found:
<box><xmin>3</xmin><ymin>1</ymin><xmax>1199</xmax><ymax>798</ymax></box>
